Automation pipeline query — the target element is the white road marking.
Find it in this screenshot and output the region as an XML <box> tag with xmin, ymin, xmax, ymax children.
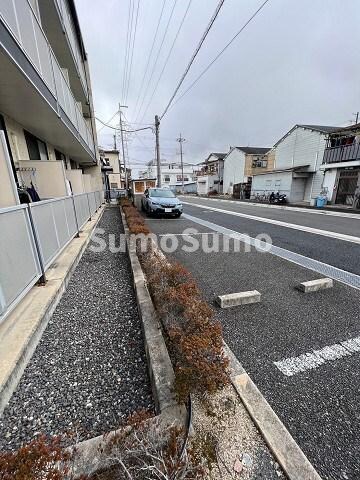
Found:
<box><xmin>274</xmin><ymin>336</ymin><xmax>360</xmax><ymax>376</ymax></box>
<box><xmin>180</xmin><ymin>195</ymin><xmax>360</xmax><ymax>220</ymax></box>
<box><xmin>182</xmin><ymin>201</ymin><xmax>360</xmax><ymax>245</ymax></box>
<box><xmin>182</xmin><ymin>212</ymin><xmax>360</xmax><ymax>289</ymax></box>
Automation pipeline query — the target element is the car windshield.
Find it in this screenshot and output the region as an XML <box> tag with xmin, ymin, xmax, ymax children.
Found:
<box><xmin>149</xmin><ymin>189</ymin><xmax>175</xmax><ymax>198</ymax></box>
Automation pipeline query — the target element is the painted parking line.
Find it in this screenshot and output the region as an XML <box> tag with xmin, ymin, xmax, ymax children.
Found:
<box><xmin>182</xmin><ymin>212</ymin><xmax>360</xmax><ymax>290</ymax></box>
<box><xmin>274</xmin><ymin>336</ymin><xmax>360</xmax><ymax>377</ymax></box>
<box><xmin>180</xmin><ymin>196</ymin><xmax>360</xmax><ymax>220</ymax></box>
<box><xmin>182</xmin><ymin>201</ymin><xmax>360</xmax><ymax>245</ymax></box>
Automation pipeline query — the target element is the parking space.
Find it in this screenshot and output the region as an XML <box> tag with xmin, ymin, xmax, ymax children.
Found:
<box><xmin>144</xmin><ymin>202</ymin><xmax>360</xmax><ymax>480</ymax></box>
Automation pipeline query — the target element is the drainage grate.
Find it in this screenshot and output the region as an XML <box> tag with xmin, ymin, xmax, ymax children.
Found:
<box><xmin>183</xmin><ymin>213</ymin><xmax>360</xmax><ymax>290</ymax></box>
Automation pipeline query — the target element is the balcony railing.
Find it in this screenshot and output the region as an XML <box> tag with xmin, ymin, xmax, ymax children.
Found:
<box><xmin>323</xmin><ymin>142</ymin><xmax>360</xmax><ymax>164</ymax></box>
<box><xmin>0</xmin><ymin>0</ymin><xmax>95</xmax><ymax>156</ymax></box>
<box><xmin>54</xmin><ymin>0</ymin><xmax>88</xmax><ymax>97</ymax></box>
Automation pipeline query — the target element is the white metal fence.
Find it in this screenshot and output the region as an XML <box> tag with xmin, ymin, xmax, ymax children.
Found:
<box><xmin>0</xmin><ymin>191</ymin><xmax>103</xmax><ymax>324</ymax></box>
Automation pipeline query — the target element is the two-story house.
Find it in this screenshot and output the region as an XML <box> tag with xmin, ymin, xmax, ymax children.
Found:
<box><xmin>320</xmin><ymin>123</ymin><xmax>360</xmax><ymax>206</ymax></box>
<box><xmin>251</xmin><ymin>125</ymin><xmax>339</xmax><ymax>203</ymax></box>
<box><xmin>223</xmin><ymin>146</ymin><xmax>271</xmax><ymax>197</ymax></box>
<box><xmin>0</xmin><ymin>0</ymin><xmax>100</xmax><ymax>207</ymax></box>
<box><xmin>196</xmin><ymin>152</ymin><xmax>226</xmax><ymax>195</ymax></box>
<box><xmin>99</xmin><ymin>148</ymin><xmax>131</xmax><ymax>191</ymax></box>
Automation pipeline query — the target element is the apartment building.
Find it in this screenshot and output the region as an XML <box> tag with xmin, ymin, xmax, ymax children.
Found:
<box><xmin>0</xmin><ymin>0</ymin><xmax>101</xmax><ymax>208</ymax></box>
<box><xmin>140</xmin><ymin>160</ymin><xmax>197</xmax><ymax>187</ymax></box>
<box><xmin>320</xmin><ymin>123</ymin><xmax>360</xmax><ymax>205</ymax></box>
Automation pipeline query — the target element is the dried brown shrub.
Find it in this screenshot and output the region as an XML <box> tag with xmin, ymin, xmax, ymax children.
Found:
<box><xmin>0</xmin><ymin>435</ymin><xmax>87</xmax><ymax>480</ymax></box>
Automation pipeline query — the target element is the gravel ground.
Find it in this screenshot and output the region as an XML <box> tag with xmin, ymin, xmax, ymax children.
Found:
<box><xmin>0</xmin><ymin>206</ymin><xmax>154</xmax><ymax>450</ymax></box>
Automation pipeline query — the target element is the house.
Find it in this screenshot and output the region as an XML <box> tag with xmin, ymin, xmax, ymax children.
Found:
<box><xmin>251</xmin><ymin>125</ymin><xmax>339</xmax><ymax>203</ymax></box>
<box><xmin>99</xmin><ymin>148</ymin><xmax>131</xmax><ymax>191</ymax></box>
<box><xmin>320</xmin><ymin>123</ymin><xmax>360</xmax><ymax>206</ymax></box>
<box><xmin>0</xmin><ymin>0</ymin><xmax>100</xmax><ymax>207</ymax></box>
<box><xmin>140</xmin><ymin>160</ymin><xmax>197</xmax><ymax>187</ymax></box>
<box><xmin>196</xmin><ymin>152</ymin><xmax>226</xmax><ymax>195</ymax></box>
<box><xmin>223</xmin><ymin>146</ymin><xmax>271</xmax><ymax>197</ymax></box>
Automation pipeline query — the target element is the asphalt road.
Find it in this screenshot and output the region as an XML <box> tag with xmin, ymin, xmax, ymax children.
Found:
<box><xmin>143</xmin><ymin>198</ymin><xmax>360</xmax><ymax>480</ymax></box>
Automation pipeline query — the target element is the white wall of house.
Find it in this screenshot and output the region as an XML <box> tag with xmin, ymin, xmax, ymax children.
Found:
<box><xmin>274</xmin><ymin>126</ymin><xmax>329</xmax><ymax>202</ymax></box>
<box><xmin>65</xmin><ymin>169</ymin><xmax>85</xmax><ymax>194</ymax></box>
<box><xmin>275</xmin><ymin>127</ymin><xmax>327</xmax><ymax>172</ymax></box>
<box><xmin>223</xmin><ymin>148</ymin><xmax>246</xmax><ymax>195</ymax></box>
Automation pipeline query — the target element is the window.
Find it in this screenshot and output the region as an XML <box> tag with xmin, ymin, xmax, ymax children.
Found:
<box><xmin>177</xmin><ymin>175</ymin><xmax>182</xmax><ymax>181</ymax></box>
<box><xmin>164</xmin><ymin>175</ymin><xmax>170</xmax><ymax>182</ymax></box>
<box><xmin>24</xmin><ymin>130</ymin><xmax>48</xmax><ymax>160</ymax></box>
<box><xmin>183</xmin><ymin>177</ymin><xmax>189</xmax><ymax>181</ymax></box>
<box><xmin>110</xmin><ymin>182</ymin><xmax>118</xmax><ymax>188</ymax></box>
<box><xmin>252</xmin><ymin>157</ymin><xmax>267</xmax><ymax>168</ymax></box>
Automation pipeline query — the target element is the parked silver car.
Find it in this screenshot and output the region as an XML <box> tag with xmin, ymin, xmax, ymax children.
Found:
<box><xmin>141</xmin><ymin>188</ymin><xmax>183</xmax><ymax>217</ymax></box>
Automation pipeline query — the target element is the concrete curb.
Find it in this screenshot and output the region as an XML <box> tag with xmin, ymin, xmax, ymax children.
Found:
<box><xmin>0</xmin><ymin>206</ymin><xmax>104</xmax><ymax>418</ymax></box>
<box><xmin>120</xmin><ymin>208</ymin><xmax>180</xmax><ymax>415</ymax></box>
<box><xmin>223</xmin><ymin>342</ymin><xmax>322</xmax><ymax>480</ymax></box>
<box><xmin>120</xmin><ymin>207</ymin><xmax>322</xmax><ymax>479</ymax></box>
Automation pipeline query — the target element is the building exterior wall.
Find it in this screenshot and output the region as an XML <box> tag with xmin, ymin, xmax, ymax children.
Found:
<box><xmin>0</xmin><ymin>133</ymin><xmax>19</xmax><ymax>207</ymax></box>
<box><xmin>143</xmin><ymin>162</ymin><xmax>197</xmax><ymax>186</ymax></box>
<box><xmin>223</xmin><ymin>149</ymin><xmax>246</xmax><ymax>195</ymax></box>
<box><xmin>17</xmin><ymin>160</ymin><xmax>67</xmax><ymax>198</ymax></box>
<box><xmin>275</xmin><ymin>127</ymin><xmax>327</xmax><ymax>172</ymax></box>
<box><xmin>322</xmin><ymin>168</ymin><xmax>337</xmax><ymax>202</ymax></box>
<box><xmin>251</xmin><ymin>171</ymin><xmax>293</xmax><ymax>197</ymax></box>
<box><xmin>65</xmin><ymin>169</ymin><xmax>85</xmax><ymax>194</ymax></box>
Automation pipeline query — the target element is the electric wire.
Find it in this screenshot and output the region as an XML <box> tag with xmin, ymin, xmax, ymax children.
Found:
<box><xmin>166</xmin><ymin>0</ymin><xmax>270</xmax><ymax>114</ymax></box>
<box><xmin>132</xmin><ymin>0</ymin><xmax>167</xmax><ymax>119</ymax></box>
<box><xmin>122</xmin><ymin>0</ymin><xmax>134</xmax><ymax>103</ymax></box>
<box><xmin>124</xmin><ymin>0</ymin><xmax>141</xmax><ymax>104</ymax></box>
<box><xmin>138</xmin><ymin>0</ymin><xmax>192</xmax><ymax>124</ymax></box>
<box><xmin>160</xmin><ymin>0</ymin><xmax>226</xmax><ymax>119</ymax></box>
<box><xmin>134</xmin><ymin>0</ymin><xmax>178</xmax><ymax>123</ymax></box>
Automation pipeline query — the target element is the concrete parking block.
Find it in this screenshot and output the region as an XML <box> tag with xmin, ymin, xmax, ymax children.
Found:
<box><xmin>216</xmin><ymin>290</ymin><xmax>261</xmax><ymax>308</ymax></box>
<box><xmin>297</xmin><ymin>278</ymin><xmax>333</xmax><ymax>293</ymax></box>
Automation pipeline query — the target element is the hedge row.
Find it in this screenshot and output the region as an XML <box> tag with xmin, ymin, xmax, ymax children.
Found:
<box><xmin>120</xmin><ymin>200</ymin><xmax>229</xmax><ymax>401</ymax></box>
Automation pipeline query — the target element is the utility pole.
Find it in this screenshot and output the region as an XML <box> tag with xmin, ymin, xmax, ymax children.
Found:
<box><xmin>176</xmin><ymin>133</ymin><xmax>186</xmax><ymax>194</ymax></box>
<box><xmin>113</xmin><ymin>133</ymin><xmax>117</xmax><ymax>150</ymax></box>
<box><xmin>119</xmin><ymin>103</ymin><xmax>128</xmax><ymax>190</ymax></box>
<box><xmin>155</xmin><ymin>115</ymin><xmax>161</xmax><ymax>187</ymax></box>
<box><xmin>354</xmin><ymin>112</ymin><xmax>359</xmax><ymax>124</ymax></box>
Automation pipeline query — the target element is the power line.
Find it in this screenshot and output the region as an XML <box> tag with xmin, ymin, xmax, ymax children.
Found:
<box><xmin>132</xmin><ymin>0</ymin><xmax>167</xmax><ymax>119</ymax></box>
<box><xmin>160</xmin><ymin>0</ymin><xmax>226</xmax><ymax>120</ymax></box>
<box><xmin>135</xmin><ymin>0</ymin><xmax>178</xmax><ymax>123</ymax></box>
<box><xmin>96</xmin><ymin>110</ymin><xmax>119</xmax><ymax>132</ymax></box>
<box><xmin>122</xmin><ymin>0</ymin><xmax>134</xmax><ymax>103</ymax></box>
<box><xmin>138</xmin><ymin>0</ymin><xmax>192</xmax><ymax>124</ymax></box>
<box><xmin>124</xmin><ymin>0</ymin><xmax>141</xmax><ymax>104</ymax></box>
<box><xmin>167</xmin><ymin>0</ymin><xmax>270</xmax><ymax>114</ymax></box>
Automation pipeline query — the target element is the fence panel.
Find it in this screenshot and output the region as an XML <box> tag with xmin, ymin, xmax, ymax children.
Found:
<box><xmin>0</xmin><ymin>192</ymin><xmax>103</xmax><ymax>322</ymax></box>
<box><xmin>0</xmin><ymin>205</ymin><xmax>41</xmax><ymax>320</ymax></box>
<box><xmin>88</xmin><ymin>192</ymin><xmax>96</xmax><ymax>215</ymax></box>
<box><xmin>74</xmin><ymin>193</ymin><xmax>90</xmax><ymax>228</ymax></box>
<box><xmin>30</xmin><ymin>197</ymin><xmax>76</xmax><ymax>270</ymax></box>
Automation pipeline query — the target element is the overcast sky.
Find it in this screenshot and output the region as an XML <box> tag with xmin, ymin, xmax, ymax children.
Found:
<box><xmin>75</xmin><ymin>0</ymin><xmax>360</xmax><ymax>175</ymax></box>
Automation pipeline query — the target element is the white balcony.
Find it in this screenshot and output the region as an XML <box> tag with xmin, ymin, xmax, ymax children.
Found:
<box><xmin>0</xmin><ymin>0</ymin><xmax>96</xmax><ymax>163</ymax></box>
<box><xmin>38</xmin><ymin>0</ymin><xmax>89</xmax><ymax>109</ymax></box>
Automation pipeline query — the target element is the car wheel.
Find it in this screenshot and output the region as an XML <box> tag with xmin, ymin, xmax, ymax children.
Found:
<box><xmin>175</xmin><ymin>212</ymin><xmax>182</xmax><ymax>218</ymax></box>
